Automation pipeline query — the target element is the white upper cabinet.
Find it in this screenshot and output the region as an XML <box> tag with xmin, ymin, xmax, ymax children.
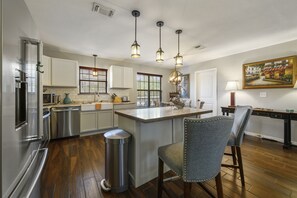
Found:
<box><xmin>42</xmin><ymin>57</ymin><xmax>78</xmax><ymax>87</ymax></box>
<box><xmin>123</xmin><ymin>67</ymin><xmax>133</xmax><ymax>88</ymax></box>
<box><xmin>42</xmin><ymin>55</ymin><xmax>52</xmax><ymax>86</ymax></box>
<box><xmin>51</xmin><ymin>58</ymin><xmax>78</xmax><ymax>87</ymax></box>
<box><xmin>109</xmin><ymin>65</ymin><xmax>133</xmax><ymax>88</ymax></box>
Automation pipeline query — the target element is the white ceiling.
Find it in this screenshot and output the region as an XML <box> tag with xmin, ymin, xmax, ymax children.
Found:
<box><xmin>25</xmin><ymin>0</ymin><xmax>297</xmax><ymax>68</ymax></box>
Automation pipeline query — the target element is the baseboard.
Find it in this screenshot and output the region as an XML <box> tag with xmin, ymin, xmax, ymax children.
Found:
<box><xmin>245</xmin><ymin>131</ymin><xmax>297</xmax><ymax>146</ymax></box>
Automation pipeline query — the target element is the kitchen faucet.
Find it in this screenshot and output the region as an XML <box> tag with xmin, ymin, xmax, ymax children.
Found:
<box><xmin>94</xmin><ymin>92</ymin><xmax>100</xmax><ymax>102</ymax></box>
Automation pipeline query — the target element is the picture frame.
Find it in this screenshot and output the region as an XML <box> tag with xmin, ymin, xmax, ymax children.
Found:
<box><xmin>179</xmin><ymin>74</ymin><xmax>190</xmax><ymax>98</ymax></box>
<box><xmin>243</xmin><ymin>56</ymin><xmax>297</xmax><ymax>89</ymax></box>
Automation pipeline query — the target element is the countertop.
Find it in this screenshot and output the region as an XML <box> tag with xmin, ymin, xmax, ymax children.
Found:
<box><xmin>44</xmin><ymin>102</ymin><xmax>136</xmax><ymax>108</ymax></box>
<box><xmin>115</xmin><ymin>107</ymin><xmax>212</xmax><ymax>123</ymax></box>
<box><xmin>112</xmin><ymin>102</ymin><xmax>136</xmax><ymax>105</ymax></box>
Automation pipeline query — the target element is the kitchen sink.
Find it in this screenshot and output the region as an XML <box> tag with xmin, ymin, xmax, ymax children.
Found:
<box><xmin>99</xmin><ymin>102</ymin><xmax>113</xmax><ymax>110</ymax></box>
<box><xmin>81</xmin><ymin>104</ymin><xmax>96</xmax><ymax>111</ymax></box>
<box><xmin>81</xmin><ymin>102</ymin><xmax>113</xmax><ymax>111</ymax></box>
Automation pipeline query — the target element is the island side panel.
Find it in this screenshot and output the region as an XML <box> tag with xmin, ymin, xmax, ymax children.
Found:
<box><xmin>117</xmin><ymin>115</ymin><xmax>139</xmax><ymax>186</ymax></box>
<box><xmin>173</xmin><ymin>116</ymin><xmax>196</xmax><ymax>143</ymax></box>
<box><xmin>138</xmin><ymin>120</ymin><xmax>173</xmax><ymax>187</ymax></box>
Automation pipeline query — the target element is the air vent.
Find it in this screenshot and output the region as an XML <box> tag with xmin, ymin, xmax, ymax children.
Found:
<box><xmin>92</xmin><ymin>2</ymin><xmax>115</xmax><ymax>17</ymax></box>
<box><xmin>194</xmin><ymin>45</ymin><xmax>205</xmax><ymax>49</ymax></box>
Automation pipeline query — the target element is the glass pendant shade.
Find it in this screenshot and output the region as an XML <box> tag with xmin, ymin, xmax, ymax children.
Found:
<box><xmin>131</xmin><ymin>10</ymin><xmax>141</xmax><ymax>58</ymax></box>
<box><xmin>175</xmin><ymin>29</ymin><xmax>183</xmax><ymax>67</ymax></box>
<box><xmin>156</xmin><ymin>48</ymin><xmax>164</xmax><ymax>63</ymax></box>
<box><xmin>131</xmin><ymin>41</ymin><xmax>140</xmax><ymax>58</ymax></box>
<box><xmin>92</xmin><ymin>70</ymin><xmax>98</xmax><ymax>76</ymax></box>
<box><xmin>156</xmin><ymin>21</ymin><xmax>164</xmax><ymax>62</ymax></box>
<box><xmin>169</xmin><ymin>69</ymin><xmax>183</xmax><ymax>85</ymax></box>
<box><xmin>175</xmin><ymin>53</ymin><xmax>183</xmax><ymax>67</ymax></box>
<box><xmin>92</xmin><ymin>54</ymin><xmax>98</xmax><ymax>76</ymax></box>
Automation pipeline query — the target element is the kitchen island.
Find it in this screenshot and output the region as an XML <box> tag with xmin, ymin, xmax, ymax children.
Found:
<box><xmin>115</xmin><ymin>107</ymin><xmax>212</xmax><ymax>187</ymax></box>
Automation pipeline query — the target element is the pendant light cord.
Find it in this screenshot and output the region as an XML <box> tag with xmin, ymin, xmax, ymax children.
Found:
<box><xmin>135</xmin><ymin>16</ymin><xmax>137</xmax><ymax>41</ymax></box>
<box><xmin>94</xmin><ymin>55</ymin><xmax>97</xmax><ymax>69</ymax></box>
<box><xmin>178</xmin><ymin>32</ymin><xmax>180</xmax><ymax>54</ymax></box>
<box><xmin>159</xmin><ymin>25</ymin><xmax>161</xmax><ymax>48</ymax></box>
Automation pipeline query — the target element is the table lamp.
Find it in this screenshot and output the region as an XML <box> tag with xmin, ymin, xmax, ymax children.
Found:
<box><xmin>225</xmin><ymin>80</ymin><xmax>239</xmax><ymax>107</ymax></box>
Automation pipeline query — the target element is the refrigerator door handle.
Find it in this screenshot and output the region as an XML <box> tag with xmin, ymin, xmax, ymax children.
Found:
<box><xmin>23</xmin><ymin>136</ymin><xmax>43</xmax><ymax>142</ymax></box>
<box><xmin>9</xmin><ymin>148</ymin><xmax>48</xmax><ymax>198</ymax></box>
<box><xmin>24</xmin><ymin>148</ymin><xmax>48</xmax><ymax>197</ymax></box>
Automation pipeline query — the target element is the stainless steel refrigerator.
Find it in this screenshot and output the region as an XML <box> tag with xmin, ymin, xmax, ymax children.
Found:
<box><xmin>1</xmin><ymin>0</ymin><xmax>48</xmax><ymax>197</ymax></box>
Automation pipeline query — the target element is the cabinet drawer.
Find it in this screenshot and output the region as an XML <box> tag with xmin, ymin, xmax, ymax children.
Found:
<box><xmin>253</xmin><ymin>111</ymin><xmax>270</xmax><ymax>117</ymax></box>
<box><xmin>269</xmin><ymin>113</ymin><xmax>288</xmax><ymax>119</ymax></box>
<box><xmin>291</xmin><ymin>113</ymin><xmax>297</xmax><ymax>120</ymax></box>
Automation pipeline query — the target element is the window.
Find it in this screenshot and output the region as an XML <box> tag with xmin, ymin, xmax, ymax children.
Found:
<box><xmin>79</xmin><ymin>66</ymin><xmax>107</xmax><ymax>94</ymax></box>
<box><xmin>137</xmin><ymin>73</ymin><xmax>162</xmax><ymax>107</ymax></box>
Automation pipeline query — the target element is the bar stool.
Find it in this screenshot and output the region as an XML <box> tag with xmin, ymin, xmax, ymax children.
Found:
<box><xmin>222</xmin><ymin>105</ymin><xmax>252</xmax><ymax>187</ymax></box>
<box><xmin>158</xmin><ymin>116</ymin><xmax>234</xmax><ymax>197</ymax></box>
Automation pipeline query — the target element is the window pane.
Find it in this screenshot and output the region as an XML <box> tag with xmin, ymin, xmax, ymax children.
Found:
<box><xmin>98</xmin><ymin>75</ymin><xmax>106</xmax><ymax>81</ymax></box>
<box><xmin>137</xmin><ymin>73</ymin><xmax>162</xmax><ymax>107</ymax></box>
<box><xmin>80</xmin><ymin>81</ymin><xmax>90</xmax><ymax>93</ymax></box>
<box><xmin>137</xmin><ymin>90</ymin><xmax>149</xmax><ymax>107</ymax></box>
<box><xmin>79</xmin><ymin>67</ymin><xmax>107</xmax><ymax>94</ymax></box>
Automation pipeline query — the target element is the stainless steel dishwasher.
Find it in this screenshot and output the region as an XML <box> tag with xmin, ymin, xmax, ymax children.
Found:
<box><xmin>51</xmin><ymin>106</ymin><xmax>80</xmax><ymax>139</ymax></box>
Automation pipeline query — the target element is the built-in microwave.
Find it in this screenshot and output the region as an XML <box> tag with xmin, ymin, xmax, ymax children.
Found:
<box><xmin>43</xmin><ymin>93</ymin><xmax>55</xmax><ymax>105</ymax></box>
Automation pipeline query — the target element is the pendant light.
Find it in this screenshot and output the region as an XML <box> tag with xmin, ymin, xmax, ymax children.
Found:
<box><xmin>131</xmin><ymin>10</ymin><xmax>140</xmax><ymax>58</ymax></box>
<box><xmin>169</xmin><ymin>64</ymin><xmax>183</xmax><ymax>85</ymax></box>
<box><xmin>92</xmin><ymin>54</ymin><xmax>98</xmax><ymax>76</ymax></box>
<box><xmin>156</xmin><ymin>21</ymin><xmax>164</xmax><ymax>62</ymax></box>
<box><xmin>174</xmin><ymin>29</ymin><xmax>183</xmax><ymax>67</ymax></box>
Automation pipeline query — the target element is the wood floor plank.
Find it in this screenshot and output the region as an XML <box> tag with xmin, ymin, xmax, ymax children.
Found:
<box><xmin>42</xmin><ymin>134</ymin><xmax>297</xmax><ymax>198</ymax></box>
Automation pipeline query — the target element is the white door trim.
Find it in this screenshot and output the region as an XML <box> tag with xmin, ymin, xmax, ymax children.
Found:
<box><xmin>194</xmin><ymin>68</ymin><xmax>218</xmax><ymax>115</ymax></box>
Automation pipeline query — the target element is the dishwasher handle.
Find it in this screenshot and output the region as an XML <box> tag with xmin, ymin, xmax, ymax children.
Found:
<box><xmin>52</xmin><ymin>108</ymin><xmax>80</xmax><ymax>112</ymax></box>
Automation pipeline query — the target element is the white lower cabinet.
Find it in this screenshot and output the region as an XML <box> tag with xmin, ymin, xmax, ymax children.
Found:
<box><xmin>80</xmin><ymin>110</ymin><xmax>113</xmax><ymax>133</ymax></box>
<box><xmin>80</xmin><ymin>112</ymin><xmax>97</xmax><ymax>133</ymax></box>
<box><xmin>97</xmin><ymin>110</ymin><xmax>113</xmax><ymax>130</ymax></box>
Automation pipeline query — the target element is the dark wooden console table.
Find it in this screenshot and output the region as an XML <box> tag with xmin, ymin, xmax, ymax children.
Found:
<box><xmin>221</xmin><ymin>107</ymin><xmax>292</xmax><ymax>149</ymax></box>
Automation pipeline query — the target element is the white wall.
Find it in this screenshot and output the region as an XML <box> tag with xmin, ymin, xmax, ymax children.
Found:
<box><xmin>43</xmin><ymin>48</ymin><xmax>176</xmax><ymax>103</ymax></box>
<box><xmin>181</xmin><ymin>39</ymin><xmax>297</xmax><ymax>144</ymax></box>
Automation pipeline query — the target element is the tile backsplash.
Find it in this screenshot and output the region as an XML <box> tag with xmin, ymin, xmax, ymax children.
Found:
<box><xmin>44</xmin><ymin>87</ymin><xmax>130</xmax><ymax>104</ymax></box>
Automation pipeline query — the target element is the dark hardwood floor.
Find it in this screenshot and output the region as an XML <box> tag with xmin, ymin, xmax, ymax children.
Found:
<box><xmin>41</xmin><ymin>134</ymin><xmax>297</xmax><ymax>198</ymax></box>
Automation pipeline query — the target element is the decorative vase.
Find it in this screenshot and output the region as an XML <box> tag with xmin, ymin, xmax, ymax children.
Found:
<box><xmin>63</xmin><ymin>93</ymin><xmax>72</xmax><ymax>104</ymax></box>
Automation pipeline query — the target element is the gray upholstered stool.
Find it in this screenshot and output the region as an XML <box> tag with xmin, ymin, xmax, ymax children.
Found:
<box><xmin>158</xmin><ymin>116</ymin><xmax>234</xmax><ymax>198</ymax></box>
<box><xmin>222</xmin><ymin>105</ymin><xmax>252</xmax><ymax>187</ymax></box>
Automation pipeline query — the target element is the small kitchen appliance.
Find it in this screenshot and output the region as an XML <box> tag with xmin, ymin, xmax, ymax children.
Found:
<box><xmin>121</xmin><ymin>96</ymin><xmax>129</xmax><ymax>102</ymax></box>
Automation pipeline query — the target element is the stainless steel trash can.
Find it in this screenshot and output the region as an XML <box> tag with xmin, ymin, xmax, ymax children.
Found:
<box><xmin>100</xmin><ymin>129</ymin><xmax>131</xmax><ymax>193</ymax></box>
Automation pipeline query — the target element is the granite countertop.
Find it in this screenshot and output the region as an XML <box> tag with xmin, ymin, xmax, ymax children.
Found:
<box><xmin>44</xmin><ymin>101</ymin><xmax>136</xmax><ymax>108</ymax></box>
<box><xmin>112</xmin><ymin>102</ymin><xmax>136</xmax><ymax>105</ymax></box>
<box><xmin>115</xmin><ymin>106</ymin><xmax>212</xmax><ymax>123</ymax></box>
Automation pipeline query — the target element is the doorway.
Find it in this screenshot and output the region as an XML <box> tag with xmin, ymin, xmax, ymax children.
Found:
<box><xmin>195</xmin><ymin>68</ymin><xmax>217</xmax><ymax>117</ymax></box>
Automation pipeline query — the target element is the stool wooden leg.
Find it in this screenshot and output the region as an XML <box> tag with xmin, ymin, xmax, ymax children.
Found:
<box><xmin>215</xmin><ymin>172</ymin><xmax>223</xmax><ymax>198</ymax></box>
<box><xmin>236</xmin><ymin>146</ymin><xmax>245</xmax><ymax>187</ymax></box>
<box><xmin>184</xmin><ymin>182</ymin><xmax>191</xmax><ymax>198</ymax></box>
<box><xmin>231</xmin><ymin>146</ymin><xmax>237</xmax><ymax>165</ymax></box>
<box><xmin>158</xmin><ymin>158</ymin><xmax>164</xmax><ymax>198</ymax></box>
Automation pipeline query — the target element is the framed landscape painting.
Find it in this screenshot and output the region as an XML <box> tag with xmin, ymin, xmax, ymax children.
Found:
<box><xmin>243</xmin><ymin>56</ymin><xmax>297</xmax><ymax>89</ymax></box>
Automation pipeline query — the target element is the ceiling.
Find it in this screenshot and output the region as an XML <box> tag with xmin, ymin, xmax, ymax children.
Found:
<box><xmin>25</xmin><ymin>0</ymin><xmax>297</xmax><ymax>68</ymax></box>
